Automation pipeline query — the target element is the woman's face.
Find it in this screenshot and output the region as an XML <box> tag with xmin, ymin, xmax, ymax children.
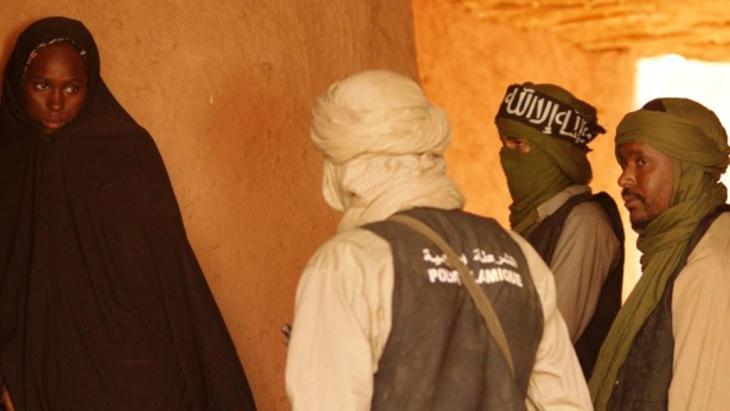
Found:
<box><xmin>22</xmin><ymin>42</ymin><xmax>88</xmax><ymax>135</ymax></box>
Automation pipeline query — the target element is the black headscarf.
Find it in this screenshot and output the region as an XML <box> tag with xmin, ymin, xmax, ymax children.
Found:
<box><xmin>0</xmin><ymin>17</ymin><xmax>256</xmax><ymax>410</ymax></box>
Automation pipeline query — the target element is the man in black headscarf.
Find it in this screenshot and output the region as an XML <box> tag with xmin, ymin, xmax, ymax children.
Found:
<box><xmin>0</xmin><ymin>17</ymin><xmax>256</xmax><ymax>410</ymax></box>
<box><xmin>495</xmin><ymin>83</ymin><xmax>624</xmax><ymax>378</ymax></box>
<box><xmin>590</xmin><ymin>98</ymin><xmax>730</xmax><ymax>411</ymax></box>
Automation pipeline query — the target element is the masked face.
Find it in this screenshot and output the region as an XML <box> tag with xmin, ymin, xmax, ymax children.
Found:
<box><xmin>22</xmin><ymin>42</ymin><xmax>88</xmax><ymax>135</ymax></box>
<box><xmin>499</xmin><ymin>142</ymin><xmax>566</xmax><ymax>204</ymax></box>
<box><xmin>617</xmin><ymin>141</ymin><xmax>674</xmax><ymax>230</ymax></box>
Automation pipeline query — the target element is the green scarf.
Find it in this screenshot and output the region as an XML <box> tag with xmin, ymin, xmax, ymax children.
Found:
<box><xmin>497</xmin><ymin>117</ymin><xmax>592</xmax><ymax>234</ymax></box>
<box><xmin>590</xmin><ymin>98</ymin><xmax>730</xmax><ymax>410</ymax></box>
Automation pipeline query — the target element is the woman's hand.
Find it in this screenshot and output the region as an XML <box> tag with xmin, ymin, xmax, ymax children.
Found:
<box><xmin>1</xmin><ymin>386</ymin><xmax>14</xmax><ymax>411</ymax></box>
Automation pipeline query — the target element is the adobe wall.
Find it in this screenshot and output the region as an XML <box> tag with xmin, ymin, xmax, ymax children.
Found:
<box><xmin>0</xmin><ymin>1</ymin><xmax>418</xmax><ymax>408</ymax></box>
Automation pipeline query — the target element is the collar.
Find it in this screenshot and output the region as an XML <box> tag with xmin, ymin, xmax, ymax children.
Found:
<box><xmin>535</xmin><ymin>185</ymin><xmax>591</xmax><ymax>222</ymax></box>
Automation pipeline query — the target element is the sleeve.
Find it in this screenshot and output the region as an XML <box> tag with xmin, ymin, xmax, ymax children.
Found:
<box><xmin>509</xmin><ymin>232</ymin><xmax>593</xmax><ymax>411</ymax></box>
<box><xmin>285</xmin><ymin>230</ymin><xmax>393</xmax><ymax>411</ymax></box>
<box><xmin>130</xmin><ymin>134</ymin><xmax>257</xmax><ymax>409</ymax></box>
<box><xmin>551</xmin><ymin>202</ymin><xmax>620</xmax><ymax>341</ymax></box>
<box><xmin>669</xmin><ymin>217</ymin><xmax>730</xmax><ymax>410</ymax></box>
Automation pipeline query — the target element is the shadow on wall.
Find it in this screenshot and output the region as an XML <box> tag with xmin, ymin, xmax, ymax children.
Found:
<box><xmin>1</xmin><ymin>21</ymin><xmax>34</xmax><ymax>80</ymax></box>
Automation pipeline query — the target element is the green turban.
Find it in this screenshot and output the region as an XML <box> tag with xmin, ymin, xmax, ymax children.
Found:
<box><xmin>590</xmin><ymin>98</ymin><xmax>730</xmax><ymax>410</ymax></box>
<box><xmin>495</xmin><ymin>83</ymin><xmax>605</xmax><ymax>234</ymax></box>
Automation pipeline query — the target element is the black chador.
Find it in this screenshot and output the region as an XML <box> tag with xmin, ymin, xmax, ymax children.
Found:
<box><xmin>0</xmin><ymin>17</ymin><xmax>255</xmax><ymax>410</ymax></box>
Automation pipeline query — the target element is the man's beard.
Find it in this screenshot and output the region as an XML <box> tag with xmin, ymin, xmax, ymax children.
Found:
<box><xmin>622</xmin><ymin>188</ymin><xmax>651</xmax><ymax>230</ymax></box>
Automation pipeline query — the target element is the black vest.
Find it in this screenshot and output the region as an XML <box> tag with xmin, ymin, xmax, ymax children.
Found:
<box><xmin>607</xmin><ymin>205</ymin><xmax>730</xmax><ymax>411</ymax></box>
<box><xmin>365</xmin><ymin>207</ymin><xmax>543</xmax><ymax>411</ymax></box>
<box><xmin>526</xmin><ymin>192</ymin><xmax>624</xmax><ymax>378</ymax></box>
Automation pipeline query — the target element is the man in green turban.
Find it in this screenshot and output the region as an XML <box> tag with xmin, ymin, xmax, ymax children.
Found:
<box><xmin>495</xmin><ymin>83</ymin><xmax>624</xmax><ymax>378</ymax></box>
<box><xmin>589</xmin><ymin>98</ymin><xmax>730</xmax><ymax>410</ymax></box>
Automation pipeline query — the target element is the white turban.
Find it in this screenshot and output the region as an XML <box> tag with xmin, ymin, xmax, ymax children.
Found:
<box><xmin>311</xmin><ymin>70</ymin><xmax>451</xmax><ymax>164</ymax></box>
<box><xmin>309</xmin><ymin>70</ymin><xmax>464</xmax><ymax>231</ymax></box>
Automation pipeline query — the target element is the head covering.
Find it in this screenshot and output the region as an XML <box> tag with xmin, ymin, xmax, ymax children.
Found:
<box><xmin>590</xmin><ymin>98</ymin><xmax>729</xmax><ymax>410</ymax></box>
<box><xmin>0</xmin><ymin>17</ymin><xmax>255</xmax><ymax>409</ymax></box>
<box><xmin>615</xmin><ymin>98</ymin><xmax>729</xmax><ymax>178</ymax></box>
<box><xmin>495</xmin><ymin>82</ymin><xmax>605</xmax><ymax>234</ymax></box>
<box><xmin>310</xmin><ymin>70</ymin><xmax>463</xmax><ymax>231</ymax></box>
<box><xmin>311</xmin><ymin>69</ymin><xmax>451</xmax><ymax>164</ymax></box>
<box><xmin>2</xmin><ymin>17</ymin><xmax>97</xmax><ymax>133</ymax></box>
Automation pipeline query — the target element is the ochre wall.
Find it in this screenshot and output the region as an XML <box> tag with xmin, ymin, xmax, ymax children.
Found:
<box><xmin>412</xmin><ymin>0</ymin><xmax>641</xmax><ymax>298</ymax></box>
<box><xmin>0</xmin><ymin>1</ymin><xmax>418</xmax><ymax>409</ymax></box>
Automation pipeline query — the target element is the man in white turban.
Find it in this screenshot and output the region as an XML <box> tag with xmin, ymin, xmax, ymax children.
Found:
<box><xmin>285</xmin><ymin>70</ymin><xmax>590</xmax><ymax>410</ymax></box>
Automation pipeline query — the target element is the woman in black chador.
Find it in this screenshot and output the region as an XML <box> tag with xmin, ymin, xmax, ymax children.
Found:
<box><xmin>0</xmin><ymin>17</ymin><xmax>256</xmax><ymax>410</ymax></box>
